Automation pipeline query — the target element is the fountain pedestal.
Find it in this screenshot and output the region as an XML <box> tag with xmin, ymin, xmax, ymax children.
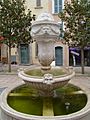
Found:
<box><xmin>37</xmin><ymin>41</ymin><xmax>54</xmax><ymax>70</ymax></box>
<box><xmin>31</xmin><ymin>12</ymin><xmax>60</xmax><ymax>70</ymax></box>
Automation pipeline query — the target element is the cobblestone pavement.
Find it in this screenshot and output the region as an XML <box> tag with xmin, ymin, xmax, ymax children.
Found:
<box><xmin>0</xmin><ymin>69</ymin><xmax>90</xmax><ymax>98</ymax></box>
<box><xmin>0</xmin><ymin>64</ymin><xmax>90</xmax><ymax>74</ymax></box>
<box><xmin>70</xmin><ymin>75</ymin><xmax>90</xmax><ymax>92</ymax></box>
<box><xmin>0</xmin><ymin>74</ymin><xmax>90</xmax><ymax>100</ymax></box>
<box><xmin>0</xmin><ymin>74</ymin><xmax>23</xmax><ymax>88</ymax></box>
<box><xmin>0</xmin><ymin>74</ymin><xmax>24</xmax><ymax>119</ymax></box>
<box><xmin>0</xmin><ymin>74</ymin><xmax>90</xmax><ymax>91</ymax></box>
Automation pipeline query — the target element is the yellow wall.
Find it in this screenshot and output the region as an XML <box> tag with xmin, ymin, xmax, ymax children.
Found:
<box><xmin>25</xmin><ymin>0</ymin><xmax>49</xmax><ymax>64</ymax></box>
<box><xmin>1</xmin><ymin>0</ymin><xmax>69</xmax><ymax>66</ymax></box>
<box><xmin>25</xmin><ymin>0</ymin><xmax>69</xmax><ymax>66</ymax></box>
<box><xmin>10</xmin><ymin>0</ymin><xmax>68</xmax><ymax>66</ymax></box>
<box><xmin>48</xmin><ymin>0</ymin><xmax>69</xmax><ymax>66</ymax></box>
<box><xmin>25</xmin><ymin>0</ymin><xmax>48</xmax><ymax>18</ymax></box>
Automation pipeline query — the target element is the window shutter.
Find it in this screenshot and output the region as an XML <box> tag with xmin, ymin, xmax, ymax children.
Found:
<box><xmin>36</xmin><ymin>0</ymin><xmax>41</xmax><ymax>7</ymax></box>
<box><xmin>52</xmin><ymin>0</ymin><xmax>63</xmax><ymax>14</ymax></box>
<box><xmin>54</xmin><ymin>0</ymin><xmax>58</xmax><ymax>13</ymax></box>
<box><xmin>59</xmin><ymin>0</ymin><xmax>62</xmax><ymax>12</ymax></box>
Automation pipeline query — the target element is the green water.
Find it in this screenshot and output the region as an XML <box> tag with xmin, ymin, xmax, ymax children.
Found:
<box><xmin>7</xmin><ymin>84</ymin><xmax>87</xmax><ymax>116</ymax></box>
<box><xmin>8</xmin><ymin>96</ymin><xmax>43</xmax><ymax>115</ymax></box>
<box><xmin>25</xmin><ymin>68</ymin><xmax>66</xmax><ymax>77</ymax></box>
<box><xmin>53</xmin><ymin>94</ymin><xmax>87</xmax><ymax>115</ymax></box>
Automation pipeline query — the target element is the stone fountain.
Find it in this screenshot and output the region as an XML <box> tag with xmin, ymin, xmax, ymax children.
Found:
<box><xmin>0</xmin><ymin>12</ymin><xmax>90</xmax><ymax>120</ymax></box>
<box><xmin>31</xmin><ymin>12</ymin><xmax>59</xmax><ymax>70</ymax></box>
<box><xmin>18</xmin><ymin>12</ymin><xmax>75</xmax><ymax>96</ymax></box>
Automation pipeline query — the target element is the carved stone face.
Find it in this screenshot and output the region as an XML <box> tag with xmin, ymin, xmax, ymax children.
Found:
<box><xmin>42</xmin><ymin>26</ymin><xmax>50</xmax><ymax>34</ymax></box>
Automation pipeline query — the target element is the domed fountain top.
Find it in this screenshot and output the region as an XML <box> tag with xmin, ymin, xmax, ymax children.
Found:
<box><xmin>36</xmin><ymin>12</ymin><xmax>54</xmax><ymax>21</ymax></box>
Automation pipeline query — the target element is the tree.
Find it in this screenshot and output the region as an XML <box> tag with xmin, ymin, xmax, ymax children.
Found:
<box><xmin>0</xmin><ymin>0</ymin><xmax>35</xmax><ymax>72</ymax></box>
<box><xmin>58</xmin><ymin>0</ymin><xmax>90</xmax><ymax>74</ymax></box>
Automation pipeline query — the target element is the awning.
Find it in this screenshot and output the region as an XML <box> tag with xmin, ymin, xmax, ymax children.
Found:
<box><xmin>69</xmin><ymin>47</ymin><xmax>90</xmax><ymax>50</ymax></box>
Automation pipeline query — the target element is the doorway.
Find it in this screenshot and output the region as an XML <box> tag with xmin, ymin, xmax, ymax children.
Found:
<box><xmin>55</xmin><ymin>46</ymin><xmax>63</xmax><ymax>66</ymax></box>
<box><xmin>20</xmin><ymin>44</ymin><xmax>29</xmax><ymax>64</ymax></box>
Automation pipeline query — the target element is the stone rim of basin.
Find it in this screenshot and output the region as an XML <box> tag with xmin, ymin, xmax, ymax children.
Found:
<box><xmin>0</xmin><ymin>83</ymin><xmax>90</xmax><ymax>120</ymax></box>
<box><xmin>18</xmin><ymin>67</ymin><xmax>75</xmax><ymax>83</ymax></box>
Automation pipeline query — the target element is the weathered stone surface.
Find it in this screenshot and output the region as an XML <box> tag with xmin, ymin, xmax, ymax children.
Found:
<box><xmin>31</xmin><ymin>12</ymin><xmax>60</xmax><ymax>69</ymax></box>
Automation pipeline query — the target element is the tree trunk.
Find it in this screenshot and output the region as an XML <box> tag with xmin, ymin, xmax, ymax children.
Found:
<box><xmin>8</xmin><ymin>46</ymin><xmax>11</xmax><ymax>72</ymax></box>
<box><xmin>81</xmin><ymin>48</ymin><xmax>84</xmax><ymax>74</ymax></box>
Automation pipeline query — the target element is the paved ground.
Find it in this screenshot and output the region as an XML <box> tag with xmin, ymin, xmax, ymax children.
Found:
<box><xmin>0</xmin><ymin>65</ymin><xmax>90</xmax><ymax>119</ymax></box>
<box><xmin>0</xmin><ymin>64</ymin><xmax>90</xmax><ymax>74</ymax></box>
<box><xmin>0</xmin><ymin>74</ymin><xmax>90</xmax><ymax>93</ymax></box>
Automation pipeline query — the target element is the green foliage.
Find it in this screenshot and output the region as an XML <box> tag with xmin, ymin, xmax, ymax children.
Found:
<box><xmin>58</xmin><ymin>0</ymin><xmax>90</xmax><ymax>48</ymax></box>
<box><xmin>59</xmin><ymin>0</ymin><xmax>90</xmax><ymax>74</ymax></box>
<box><xmin>0</xmin><ymin>0</ymin><xmax>35</xmax><ymax>72</ymax></box>
<box><xmin>0</xmin><ymin>0</ymin><xmax>35</xmax><ymax>47</ymax></box>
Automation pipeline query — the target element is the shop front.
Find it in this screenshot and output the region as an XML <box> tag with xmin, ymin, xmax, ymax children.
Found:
<box><xmin>69</xmin><ymin>47</ymin><xmax>90</xmax><ymax>66</ymax></box>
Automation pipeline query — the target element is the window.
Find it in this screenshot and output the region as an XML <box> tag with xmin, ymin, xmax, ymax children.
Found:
<box><xmin>52</xmin><ymin>0</ymin><xmax>63</xmax><ymax>14</ymax></box>
<box><xmin>36</xmin><ymin>0</ymin><xmax>41</xmax><ymax>7</ymax></box>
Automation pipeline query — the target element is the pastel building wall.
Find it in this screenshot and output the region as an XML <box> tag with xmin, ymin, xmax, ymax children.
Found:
<box><xmin>25</xmin><ymin>0</ymin><xmax>69</xmax><ymax>66</ymax></box>
<box><xmin>0</xmin><ymin>0</ymin><xmax>69</xmax><ymax>66</ymax></box>
<box><xmin>25</xmin><ymin>0</ymin><xmax>48</xmax><ymax>16</ymax></box>
<box><xmin>24</xmin><ymin>0</ymin><xmax>49</xmax><ymax>64</ymax></box>
<box><xmin>48</xmin><ymin>0</ymin><xmax>69</xmax><ymax>66</ymax></box>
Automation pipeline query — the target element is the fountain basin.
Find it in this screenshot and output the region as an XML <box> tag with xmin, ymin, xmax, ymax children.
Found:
<box><xmin>0</xmin><ymin>82</ymin><xmax>90</xmax><ymax>120</ymax></box>
<box><xmin>7</xmin><ymin>84</ymin><xmax>87</xmax><ymax>116</ymax></box>
<box><xmin>18</xmin><ymin>67</ymin><xmax>75</xmax><ymax>93</ymax></box>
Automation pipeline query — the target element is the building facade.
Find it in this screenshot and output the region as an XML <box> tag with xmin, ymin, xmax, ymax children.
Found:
<box><xmin>19</xmin><ymin>0</ymin><xmax>90</xmax><ymax>66</ymax></box>
<box><xmin>24</xmin><ymin>0</ymin><xmax>69</xmax><ymax>66</ymax></box>
<box><xmin>0</xmin><ymin>0</ymin><xmax>69</xmax><ymax>66</ymax></box>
